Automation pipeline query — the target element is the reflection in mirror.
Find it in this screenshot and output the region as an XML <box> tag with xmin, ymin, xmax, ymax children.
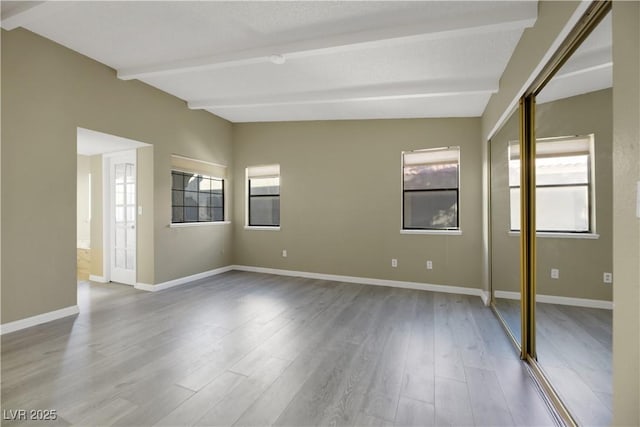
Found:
<box><xmin>534</xmin><ymin>11</ymin><xmax>612</xmax><ymax>426</ymax></box>
<box><xmin>490</xmin><ymin>107</ymin><xmax>521</xmax><ymax>345</ymax></box>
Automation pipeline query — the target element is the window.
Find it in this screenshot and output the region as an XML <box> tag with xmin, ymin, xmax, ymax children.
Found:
<box><xmin>402</xmin><ymin>147</ymin><xmax>460</xmax><ymax>230</ymax></box>
<box><xmin>509</xmin><ymin>135</ymin><xmax>594</xmax><ymax>233</ymax></box>
<box><xmin>171</xmin><ymin>171</ymin><xmax>224</xmax><ymax>223</ymax></box>
<box><xmin>247</xmin><ymin>164</ymin><xmax>280</xmax><ymax>227</ymax></box>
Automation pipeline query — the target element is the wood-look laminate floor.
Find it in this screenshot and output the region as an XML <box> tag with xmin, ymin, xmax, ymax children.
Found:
<box><xmin>494</xmin><ymin>298</ymin><xmax>612</xmax><ymax>426</ymax></box>
<box><xmin>2</xmin><ymin>272</ymin><xmax>556</xmax><ymax>427</ymax></box>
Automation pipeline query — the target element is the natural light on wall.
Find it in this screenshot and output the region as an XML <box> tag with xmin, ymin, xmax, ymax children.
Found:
<box><xmin>509</xmin><ymin>135</ymin><xmax>594</xmax><ymax>232</ymax></box>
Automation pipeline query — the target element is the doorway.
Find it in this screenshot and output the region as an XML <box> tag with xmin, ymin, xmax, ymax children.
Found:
<box><xmin>76</xmin><ymin>127</ymin><xmax>150</xmax><ymax>287</ymax></box>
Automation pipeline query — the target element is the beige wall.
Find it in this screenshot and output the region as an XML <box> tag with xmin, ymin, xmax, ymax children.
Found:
<box><xmin>1</xmin><ymin>28</ymin><xmax>233</xmax><ymax>323</ymax></box>
<box><xmin>137</xmin><ymin>146</ymin><xmax>155</xmax><ymax>285</ymax></box>
<box><xmin>491</xmin><ymin>89</ymin><xmax>613</xmax><ymax>301</ymax></box>
<box><xmin>612</xmin><ymin>2</ymin><xmax>640</xmax><ymax>424</ymax></box>
<box><xmin>77</xmin><ymin>154</ymin><xmax>91</xmax><ymax>246</ymax></box>
<box><xmin>232</xmin><ymin>119</ymin><xmax>483</xmax><ymax>288</ymax></box>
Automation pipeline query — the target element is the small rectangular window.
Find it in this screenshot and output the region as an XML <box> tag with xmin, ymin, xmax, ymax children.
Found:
<box><xmin>171</xmin><ymin>170</ymin><xmax>224</xmax><ymax>223</ymax></box>
<box><xmin>247</xmin><ymin>165</ymin><xmax>280</xmax><ymax>227</ymax></box>
<box><xmin>509</xmin><ymin>135</ymin><xmax>594</xmax><ymax>233</ymax></box>
<box><xmin>402</xmin><ymin>147</ymin><xmax>460</xmax><ymax>230</ymax></box>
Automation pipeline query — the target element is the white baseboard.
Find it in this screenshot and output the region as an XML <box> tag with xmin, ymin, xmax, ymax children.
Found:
<box><xmin>494</xmin><ymin>291</ymin><xmax>521</xmax><ymax>301</ymax></box>
<box><xmin>89</xmin><ymin>275</ymin><xmax>107</xmax><ymax>283</ymax></box>
<box><xmin>494</xmin><ymin>290</ymin><xmax>613</xmax><ymax>310</ymax></box>
<box><xmin>231</xmin><ymin>265</ymin><xmax>484</xmax><ymax>299</ymax></box>
<box><xmin>0</xmin><ymin>305</ymin><xmax>80</xmax><ymax>335</ymax></box>
<box><xmin>134</xmin><ymin>282</ymin><xmax>155</xmax><ymax>291</ymax></box>
<box><xmin>134</xmin><ymin>265</ymin><xmax>234</xmax><ymax>292</ymax></box>
<box><xmin>480</xmin><ymin>290</ymin><xmax>491</xmax><ymax>306</ymax></box>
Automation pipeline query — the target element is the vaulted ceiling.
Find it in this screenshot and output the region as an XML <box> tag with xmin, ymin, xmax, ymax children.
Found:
<box><xmin>0</xmin><ymin>2</ymin><xmax>611</xmax><ymax>123</ymax></box>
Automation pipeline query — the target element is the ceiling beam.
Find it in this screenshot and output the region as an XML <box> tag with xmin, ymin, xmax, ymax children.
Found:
<box><xmin>1</xmin><ymin>1</ymin><xmax>50</xmax><ymax>30</ymax></box>
<box><xmin>187</xmin><ymin>78</ymin><xmax>498</xmax><ymax>110</ymax></box>
<box><xmin>553</xmin><ymin>62</ymin><xmax>612</xmax><ymax>81</ymax></box>
<box><xmin>118</xmin><ymin>4</ymin><xmax>537</xmax><ymax>81</ymax></box>
<box><xmin>554</xmin><ymin>45</ymin><xmax>611</xmax><ymax>77</ymax></box>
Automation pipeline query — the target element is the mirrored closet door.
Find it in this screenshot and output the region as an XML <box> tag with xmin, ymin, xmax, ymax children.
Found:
<box><xmin>490</xmin><ymin>107</ymin><xmax>522</xmax><ymax>349</ymax></box>
<box><xmin>489</xmin><ymin>2</ymin><xmax>613</xmax><ymax>425</ymax></box>
<box><xmin>533</xmin><ymin>9</ymin><xmax>613</xmax><ymax>425</ymax></box>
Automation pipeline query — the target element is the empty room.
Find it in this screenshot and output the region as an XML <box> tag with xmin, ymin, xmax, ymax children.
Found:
<box><xmin>1</xmin><ymin>1</ymin><xmax>638</xmax><ymax>426</ymax></box>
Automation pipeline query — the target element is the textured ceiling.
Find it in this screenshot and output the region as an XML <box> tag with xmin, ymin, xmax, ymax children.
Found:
<box><xmin>0</xmin><ymin>1</ymin><xmax>550</xmax><ymax>122</ymax></box>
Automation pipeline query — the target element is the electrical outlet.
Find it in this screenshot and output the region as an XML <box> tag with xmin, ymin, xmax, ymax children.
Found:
<box><xmin>426</xmin><ymin>260</ymin><xmax>433</xmax><ymax>270</ymax></box>
<box><xmin>391</xmin><ymin>258</ymin><xmax>398</xmax><ymax>268</ymax></box>
<box><xmin>603</xmin><ymin>272</ymin><xmax>613</xmax><ymax>284</ymax></box>
<box><xmin>551</xmin><ymin>268</ymin><xmax>560</xmax><ymax>279</ymax></box>
<box><xmin>282</xmin><ymin>249</ymin><xmax>287</xmax><ymax>258</ymax></box>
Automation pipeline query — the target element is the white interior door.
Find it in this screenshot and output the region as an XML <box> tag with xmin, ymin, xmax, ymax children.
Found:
<box><xmin>109</xmin><ymin>150</ymin><xmax>136</xmax><ymax>285</ymax></box>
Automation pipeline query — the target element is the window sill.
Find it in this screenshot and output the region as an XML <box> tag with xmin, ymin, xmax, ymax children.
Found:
<box><xmin>170</xmin><ymin>221</ymin><xmax>231</xmax><ymax>228</ymax></box>
<box><xmin>508</xmin><ymin>231</ymin><xmax>599</xmax><ymax>239</ymax></box>
<box><xmin>401</xmin><ymin>229</ymin><xmax>462</xmax><ymax>236</ymax></box>
<box><xmin>244</xmin><ymin>226</ymin><xmax>281</xmax><ymax>231</ymax></box>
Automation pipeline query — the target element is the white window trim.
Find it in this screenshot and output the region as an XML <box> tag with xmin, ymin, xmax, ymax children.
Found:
<box><xmin>244</xmin><ymin>226</ymin><xmax>281</xmax><ymax>231</ymax></box>
<box><xmin>508</xmin><ymin>231</ymin><xmax>599</xmax><ymax>239</ymax></box>
<box><xmin>401</xmin><ymin>229</ymin><xmax>462</xmax><ymax>236</ymax></box>
<box><xmin>400</xmin><ymin>147</ymin><xmax>462</xmax><ymax>234</ymax></box>
<box><xmin>170</xmin><ymin>221</ymin><xmax>231</xmax><ymax>228</ymax></box>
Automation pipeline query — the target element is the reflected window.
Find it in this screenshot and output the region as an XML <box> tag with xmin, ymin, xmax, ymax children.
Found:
<box><xmin>509</xmin><ymin>135</ymin><xmax>594</xmax><ymax>232</ymax></box>
<box><xmin>402</xmin><ymin>147</ymin><xmax>460</xmax><ymax>230</ymax></box>
<box><xmin>171</xmin><ymin>171</ymin><xmax>224</xmax><ymax>223</ymax></box>
<box><xmin>247</xmin><ymin>164</ymin><xmax>280</xmax><ymax>227</ymax></box>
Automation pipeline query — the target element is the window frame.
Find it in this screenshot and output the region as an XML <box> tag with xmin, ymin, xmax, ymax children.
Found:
<box><xmin>245</xmin><ymin>165</ymin><xmax>281</xmax><ymax>229</ymax></box>
<box><xmin>401</xmin><ymin>146</ymin><xmax>461</xmax><ymax>232</ymax></box>
<box><xmin>508</xmin><ymin>134</ymin><xmax>596</xmax><ymax>234</ymax></box>
<box><xmin>170</xmin><ymin>169</ymin><xmax>225</xmax><ymax>224</ymax></box>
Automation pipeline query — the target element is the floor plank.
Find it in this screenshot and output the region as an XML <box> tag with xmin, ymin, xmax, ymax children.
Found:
<box><xmin>2</xmin><ymin>273</ymin><xmax>555</xmax><ymax>427</ymax></box>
